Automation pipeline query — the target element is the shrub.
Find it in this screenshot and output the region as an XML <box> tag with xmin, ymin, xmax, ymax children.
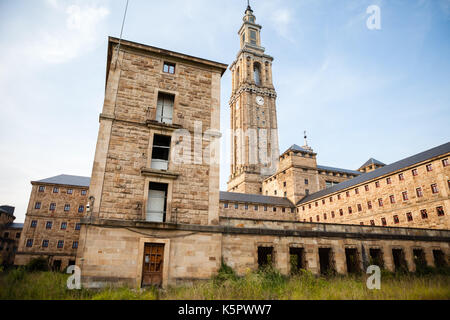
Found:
<box><xmin>25</xmin><ymin>258</ymin><xmax>49</xmax><ymax>272</ymax></box>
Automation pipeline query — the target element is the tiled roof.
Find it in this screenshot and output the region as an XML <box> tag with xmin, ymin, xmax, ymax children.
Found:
<box><xmin>33</xmin><ymin>174</ymin><xmax>90</xmax><ymax>187</ymax></box>
<box><xmin>298</xmin><ymin>142</ymin><xmax>450</xmax><ymax>205</ymax></box>
<box><xmin>0</xmin><ymin>205</ymin><xmax>15</xmax><ymax>216</ymax></box>
<box><xmin>287</xmin><ymin>144</ymin><xmax>315</xmax><ymax>154</ymax></box>
<box><xmin>220</xmin><ymin>191</ymin><xmax>294</xmax><ymax>207</ymax></box>
<box><xmin>359</xmin><ymin>158</ymin><xmax>386</xmax><ymax>169</ymax></box>
<box><xmin>7</xmin><ymin>223</ymin><xmax>23</xmax><ymax>229</ymax></box>
<box><xmin>317</xmin><ymin>165</ymin><xmax>361</xmax><ymax>176</ymax></box>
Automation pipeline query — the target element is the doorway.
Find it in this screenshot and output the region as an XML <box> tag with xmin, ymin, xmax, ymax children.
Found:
<box><xmin>142</xmin><ymin>243</ymin><xmax>165</xmax><ymax>287</ymax></box>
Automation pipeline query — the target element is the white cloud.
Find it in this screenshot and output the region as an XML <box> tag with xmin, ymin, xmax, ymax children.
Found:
<box><xmin>270</xmin><ymin>8</ymin><xmax>292</xmax><ymax>39</ymax></box>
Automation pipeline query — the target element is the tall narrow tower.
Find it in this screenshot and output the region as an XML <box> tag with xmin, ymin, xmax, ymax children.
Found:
<box><xmin>227</xmin><ymin>4</ymin><xmax>280</xmax><ymax>194</ymax></box>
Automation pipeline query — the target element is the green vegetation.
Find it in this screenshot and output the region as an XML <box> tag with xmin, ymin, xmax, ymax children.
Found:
<box><xmin>0</xmin><ymin>264</ymin><xmax>449</xmax><ymax>300</ymax></box>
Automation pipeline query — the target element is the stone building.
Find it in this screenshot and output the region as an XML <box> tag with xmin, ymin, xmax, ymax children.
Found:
<box><xmin>14</xmin><ymin>175</ymin><xmax>89</xmax><ymax>270</ymax></box>
<box><xmin>72</xmin><ymin>5</ymin><xmax>448</xmax><ymax>288</ymax></box>
<box><xmin>0</xmin><ymin>205</ymin><xmax>22</xmax><ymax>266</ymax></box>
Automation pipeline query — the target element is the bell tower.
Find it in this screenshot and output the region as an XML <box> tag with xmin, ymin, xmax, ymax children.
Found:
<box><xmin>227</xmin><ymin>3</ymin><xmax>280</xmax><ymax>194</ymax></box>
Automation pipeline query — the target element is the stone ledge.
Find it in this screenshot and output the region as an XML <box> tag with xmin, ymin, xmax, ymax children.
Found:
<box><xmin>80</xmin><ymin>218</ymin><xmax>450</xmax><ymax>243</ymax></box>
<box><xmin>140</xmin><ymin>168</ymin><xmax>179</xmax><ymax>179</ymax></box>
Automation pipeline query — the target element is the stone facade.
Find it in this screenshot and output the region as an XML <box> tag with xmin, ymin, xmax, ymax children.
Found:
<box><xmin>0</xmin><ymin>206</ymin><xmax>22</xmax><ymax>266</ymax></box>
<box><xmin>14</xmin><ymin>177</ymin><xmax>89</xmax><ymax>270</ymax></box>
<box><xmin>298</xmin><ymin>152</ymin><xmax>450</xmax><ymax>230</ymax></box>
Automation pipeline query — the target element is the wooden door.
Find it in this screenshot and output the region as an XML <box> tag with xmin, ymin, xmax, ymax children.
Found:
<box><xmin>142</xmin><ymin>243</ymin><xmax>164</xmax><ymax>287</ymax></box>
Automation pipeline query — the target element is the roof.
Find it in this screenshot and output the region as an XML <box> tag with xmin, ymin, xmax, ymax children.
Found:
<box><xmin>220</xmin><ymin>191</ymin><xmax>294</xmax><ymax>207</ymax></box>
<box><xmin>0</xmin><ymin>205</ymin><xmax>15</xmax><ymax>216</ymax></box>
<box><xmin>317</xmin><ymin>165</ymin><xmax>361</xmax><ymax>176</ymax></box>
<box><xmin>7</xmin><ymin>223</ymin><xmax>23</xmax><ymax>229</ymax></box>
<box><xmin>32</xmin><ymin>175</ymin><xmax>90</xmax><ymax>187</ymax></box>
<box><xmin>359</xmin><ymin>158</ymin><xmax>386</xmax><ymax>170</ymax></box>
<box><xmin>298</xmin><ymin>142</ymin><xmax>450</xmax><ymax>205</ymax></box>
<box><xmin>286</xmin><ymin>144</ymin><xmax>315</xmax><ymax>155</ymax></box>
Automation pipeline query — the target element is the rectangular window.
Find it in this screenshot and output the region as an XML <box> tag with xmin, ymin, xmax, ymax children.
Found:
<box><xmin>431</xmin><ymin>184</ymin><xmax>438</xmax><ymax>194</ymax></box>
<box><xmin>304</xmin><ymin>179</ymin><xmax>309</xmax><ymax>185</ymax></box>
<box><xmin>402</xmin><ymin>191</ymin><xmax>408</xmax><ymax>201</ymax></box>
<box><xmin>386</xmin><ymin>177</ymin><xmax>391</xmax><ymax>184</ymax></box>
<box><xmin>323</xmin><ymin>213</ymin><xmax>327</xmax><ymax>220</ymax></box>
<box><xmin>60</xmin><ymin>222</ymin><xmax>67</xmax><ymax>230</ymax></box>
<box><xmin>302</xmin><ymin>206</ymin><xmax>305</xmax><ymax>211</ymax></box>
<box><xmin>49</xmin><ymin>203</ymin><xmax>56</xmax><ymax>211</ymax></box>
<box><xmin>420</xmin><ymin>209</ymin><xmax>428</xmax><ymax>219</ymax></box>
<box><xmin>367</xmin><ymin>201</ymin><xmax>372</xmax><ymax>209</ymax></box>
<box><xmin>284</xmin><ymin>192</ymin><xmax>287</xmax><ymax>197</ymax></box>
<box><xmin>283</xmin><ymin>181</ymin><xmax>286</xmax><ymax>187</ymax></box>
<box><xmin>412</xmin><ymin>169</ymin><xmax>418</xmax><ymax>176</ymax></box>
<box><xmin>389</xmin><ymin>195</ymin><xmax>395</xmax><ymax>204</ymax></box>
<box><xmin>274</xmin><ymin>190</ymin><xmax>277</xmax><ymax>196</ymax></box>
<box><xmin>346</xmin><ymin>191</ymin><xmax>350</xmax><ymax>197</ymax></box>
<box><xmin>163</xmin><ymin>62</ymin><xmax>175</xmax><ymax>74</ymax></box>
<box><xmin>31</xmin><ymin>220</ymin><xmax>38</xmax><ymax>228</ymax></box>
<box><xmin>355</xmin><ymin>188</ymin><xmax>359</xmax><ymax>195</ymax></box>
<box><xmin>67</xmin><ymin>189</ymin><xmax>73</xmax><ymax>195</ymax></box>
<box><xmin>57</xmin><ymin>240</ymin><xmax>64</xmax><ymax>249</ymax></box>
<box><xmin>316</xmin><ymin>215</ymin><xmax>320</xmax><ymax>222</ymax></box>
<box><xmin>331</xmin><ymin>211</ymin><xmax>335</xmax><ymax>218</ymax></box>
<box><xmin>146</xmin><ymin>182</ymin><xmax>168</xmax><ymax>222</ymax></box>
<box><xmin>64</xmin><ymin>204</ymin><xmax>70</xmax><ymax>212</ymax></box>
<box><xmin>53</xmin><ymin>187</ymin><xmax>59</xmax><ymax>193</ymax></box>
<box><xmin>357</xmin><ymin>204</ymin><xmax>362</xmax><ymax>212</ymax></box>
<box><xmin>393</xmin><ymin>215</ymin><xmax>399</xmax><ymax>224</ymax></box>
<box><xmin>78</xmin><ymin>205</ymin><xmax>84</xmax><ymax>213</ymax></box>
<box><xmin>254</xmin><ymin>205</ymin><xmax>259</xmax><ymax>211</ymax></box>
<box><xmin>305</xmin><ymin>189</ymin><xmax>309</xmax><ymax>195</ymax></box>
<box><xmin>273</xmin><ymin>207</ymin><xmax>277</xmax><ymax>212</ymax></box>
<box><xmin>375</xmin><ymin>181</ymin><xmax>380</xmax><ymax>188</ymax></box>
<box><xmin>151</xmin><ymin>134</ymin><xmax>171</xmax><ymax>171</ymax></box>
<box><xmin>406</xmin><ymin>212</ymin><xmax>413</xmax><ymax>221</ymax></box>
<box><xmin>42</xmin><ymin>240</ymin><xmax>49</xmax><ymax>248</ymax></box>
<box><xmin>329</xmin><ymin>197</ymin><xmax>333</xmax><ymax>202</ymax></box>
<box><xmin>370</xmin><ymin>220</ymin><xmax>375</xmax><ymax>226</ymax></box>
<box><xmin>72</xmin><ymin>241</ymin><xmax>79</xmax><ymax>249</ymax></box>
<box><xmin>81</xmin><ymin>190</ymin><xmax>87</xmax><ymax>196</ymax></box>
<box><xmin>249</xmin><ymin>29</ymin><xmax>257</xmax><ymax>45</ymax></box>
<box><xmin>26</xmin><ymin>239</ymin><xmax>33</xmax><ymax>247</ymax></box>
<box><xmin>309</xmin><ymin>217</ymin><xmax>313</xmax><ymax>222</ymax></box>
<box><xmin>436</xmin><ymin>206</ymin><xmax>445</xmax><ymax>216</ymax></box>
<box><xmin>35</xmin><ymin>202</ymin><xmax>41</xmax><ymax>209</ymax></box>
<box><xmin>224</xmin><ymin>203</ymin><xmax>228</xmax><ymax>208</ymax></box>
<box><xmin>442</xmin><ymin>158</ymin><xmax>449</xmax><ymax>167</ymax></box>
<box><xmin>282</xmin><ymin>208</ymin><xmax>286</xmax><ymax>213</ymax></box>
<box><xmin>264</xmin><ymin>206</ymin><xmax>267</xmax><ymax>212</ymax></box>
<box><xmin>337</xmin><ymin>194</ymin><xmax>341</xmax><ymax>200</ymax></box>
<box><xmin>416</xmin><ymin>187</ymin><xmax>423</xmax><ymax>197</ymax></box>
<box><xmin>38</xmin><ymin>186</ymin><xmax>45</xmax><ymax>192</ymax></box>
<box><xmin>308</xmin><ymin>204</ymin><xmax>311</xmax><ymax>209</ymax></box>
<box><xmin>339</xmin><ymin>209</ymin><xmax>343</xmax><ymax>216</ymax></box>
<box><xmin>364</xmin><ymin>185</ymin><xmax>369</xmax><ymax>191</ymax></box>
<box><xmin>235</xmin><ymin>203</ymin><xmax>239</xmax><ymax>209</ymax></box>
<box><xmin>426</xmin><ymin>164</ymin><xmax>432</xmax><ymax>172</ymax></box>
<box><xmin>156</xmin><ymin>92</ymin><xmax>174</xmax><ymax>124</ymax></box>
<box><xmin>399</xmin><ymin>173</ymin><xmax>404</xmax><ymax>181</ymax></box>
<box><xmin>4</xmin><ymin>232</ymin><xmax>9</xmax><ymax>238</ymax></box>
<box><xmin>244</xmin><ymin>204</ymin><xmax>248</xmax><ymax>210</ymax></box>
<box><xmin>46</xmin><ymin>221</ymin><xmax>52</xmax><ymax>229</ymax></box>
<box><xmin>348</xmin><ymin>206</ymin><xmax>352</xmax><ymax>214</ymax></box>
<box><xmin>322</xmin><ymin>199</ymin><xmax>325</xmax><ymax>204</ymax></box>
<box><xmin>381</xmin><ymin>218</ymin><xmax>387</xmax><ymax>226</ymax></box>
<box><xmin>15</xmin><ymin>232</ymin><xmax>20</xmax><ymax>239</ymax></box>
<box><xmin>315</xmin><ymin>202</ymin><xmax>318</xmax><ymax>207</ymax></box>
<box><xmin>378</xmin><ymin>198</ymin><xmax>383</xmax><ymax>207</ymax></box>
<box><xmin>75</xmin><ymin>223</ymin><xmax>81</xmax><ymax>231</ymax></box>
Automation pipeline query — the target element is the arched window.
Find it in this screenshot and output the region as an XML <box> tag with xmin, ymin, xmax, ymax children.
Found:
<box><xmin>254</xmin><ymin>62</ymin><xmax>261</xmax><ymax>86</ymax></box>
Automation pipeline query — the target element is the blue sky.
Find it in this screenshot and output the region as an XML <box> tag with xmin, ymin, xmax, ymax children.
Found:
<box><xmin>0</xmin><ymin>0</ymin><xmax>449</xmax><ymax>223</ymax></box>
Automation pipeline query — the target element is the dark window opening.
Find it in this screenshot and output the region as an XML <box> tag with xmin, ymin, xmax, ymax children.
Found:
<box><xmin>151</xmin><ymin>134</ymin><xmax>171</xmax><ymax>170</ymax></box>
<box><xmin>433</xmin><ymin>250</ymin><xmax>447</xmax><ymax>268</ymax></box>
<box><xmin>163</xmin><ymin>62</ymin><xmax>175</xmax><ymax>74</ymax></box>
<box><xmin>413</xmin><ymin>249</ymin><xmax>427</xmax><ymax>271</ymax></box>
<box><xmin>289</xmin><ymin>247</ymin><xmax>306</xmax><ymax>274</ymax></box>
<box><xmin>156</xmin><ymin>92</ymin><xmax>174</xmax><ymax>124</ymax></box>
<box><xmin>52</xmin><ymin>260</ymin><xmax>61</xmax><ymax>272</ymax></box>
<box><xmin>258</xmin><ymin>246</ymin><xmax>273</xmax><ymax>269</ymax></box>
<box><xmin>345</xmin><ymin>248</ymin><xmax>361</xmax><ymax>274</ymax></box>
<box><xmin>369</xmin><ymin>248</ymin><xmax>384</xmax><ymax>268</ymax></box>
<box><xmin>319</xmin><ymin>248</ymin><xmax>335</xmax><ymax>276</ymax></box>
<box><xmin>392</xmin><ymin>249</ymin><xmax>408</xmax><ymax>273</ymax></box>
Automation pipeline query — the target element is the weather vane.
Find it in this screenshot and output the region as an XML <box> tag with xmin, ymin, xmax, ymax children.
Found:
<box><xmin>304</xmin><ymin>130</ymin><xmax>308</xmax><ymax>147</ymax></box>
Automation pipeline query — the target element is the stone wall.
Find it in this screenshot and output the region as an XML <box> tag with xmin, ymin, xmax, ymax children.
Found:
<box><xmin>297</xmin><ymin>154</ymin><xmax>450</xmax><ymax>229</ymax></box>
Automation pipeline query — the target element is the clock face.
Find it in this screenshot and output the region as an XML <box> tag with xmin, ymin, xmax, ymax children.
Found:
<box><xmin>256</xmin><ymin>96</ymin><xmax>264</xmax><ymax>106</ymax></box>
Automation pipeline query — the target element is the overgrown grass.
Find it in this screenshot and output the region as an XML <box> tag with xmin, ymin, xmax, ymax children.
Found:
<box><xmin>1</xmin><ymin>265</ymin><xmax>449</xmax><ymax>300</ymax></box>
